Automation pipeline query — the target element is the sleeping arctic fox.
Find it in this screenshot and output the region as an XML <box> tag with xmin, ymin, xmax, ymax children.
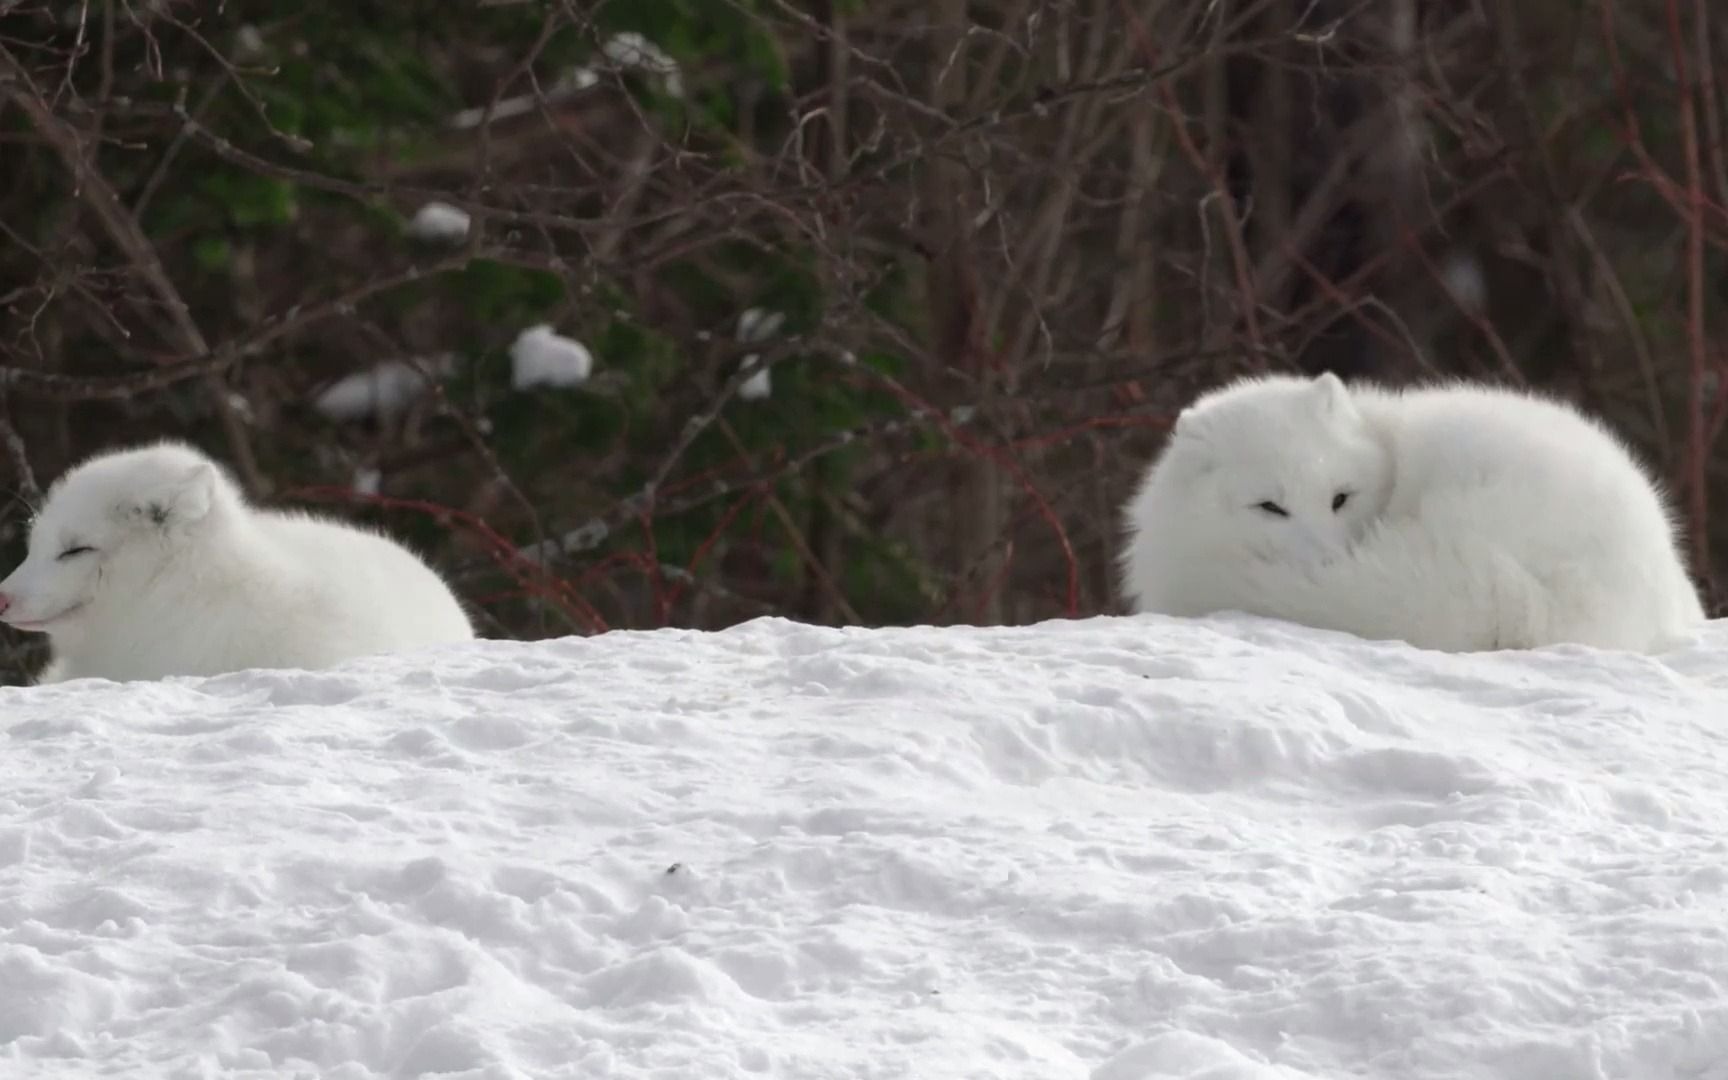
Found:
<box><xmin>0</xmin><ymin>441</ymin><xmax>474</xmax><ymax>683</ymax></box>
<box><xmin>1120</xmin><ymin>373</ymin><xmax>1705</xmax><ymax>652</ymax></box>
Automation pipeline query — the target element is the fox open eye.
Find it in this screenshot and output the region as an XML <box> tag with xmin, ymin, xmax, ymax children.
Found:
<box><xmin>57</xmin><ymin>545</ymin><xmax>96</xmax><ymax>561</ymax></box>
<box><xmin>1332</xmin><ymin>491</ymin><xmax>1351</xmax><ymax>512</ymax></box>
<box><xmin>1255</xmin><ymin>501</ymin><xmax>1290</xmax><ymax>517</ymax></box>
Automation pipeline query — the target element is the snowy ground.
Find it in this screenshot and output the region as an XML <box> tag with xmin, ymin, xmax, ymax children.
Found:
<box><xmin>3</xmin><ymin>614</ymin><xmax>1727</xmax><ymax>1079</ymax></box>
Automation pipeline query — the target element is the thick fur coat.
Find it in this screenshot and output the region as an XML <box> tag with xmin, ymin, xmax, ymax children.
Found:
<box><xmin>1120</xmin><ymin>374</ymin><xmax>1705</xmax><ymax>652</ymax></box>
<box><xmin>0</xmin><ymin>442</ymin><xmax>475</xmax><ymax>682</ymax></box>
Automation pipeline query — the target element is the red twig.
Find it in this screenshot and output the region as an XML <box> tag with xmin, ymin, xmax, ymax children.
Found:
<box><xmin>1006</xmin><ymin>413</ymin><xmax>1171</xmax><ymax>452</ymax></box>
<box><xmin>1603</xmin><ymin>0</ymin><xmax>1723</xmax><ymax>595</ymax></box>
<box><xmin>1116</xmin><ymin>0</ymin><xmax>1264</xmax><ymax>355</ymax></box>
<box><xmin>285</xmin><ymin>485</ymin><xmax>609</xmax><ymax>634</ymax></box>
<box><xmin>974</xmin><ymin>539</ymin><xmax>1016</xmax><ymax>624</ymax></box>
<box><xmin>573</xmin><ymin>550</ymin><xmax>660</xmax><ymax>591</ymax></box>
<box><xmin>659</xmin><ymin>454</ymin><xmax>754</xmax><ymax>500</ymax></box>
<box><xmin>1399</xmin><ymin>232</ymin><xmax>1520</xmax><ymax>380</ymax></box>
<box><xmin>668</xmin><ymin>488</ymin><xmax>764</xmax><ymax>611</ymax></box>
<box><xmin>1603</xmin><ymin>0</ymin><xmax>1728</xmax><ymax>242</ymax></box>
<box><xmin>1662</xmin><ymin>0</ymin><xmax>1717</xmax><ymax>589</ymax></box>
<box><xmin>1707</xmin><ymin>347</ymin><xmax>1728</xmax><ymax>448</ymax></box>
<box><xmin>1285</xmin><ymin>247</ymin><xmax>1424</xmax><ymax>366</ymax></box>
<box><xmin>637</xmin><ymin>510</ymin><xmax>671</xmax><ymax>625</ymax></box>
<box><xmin>853</xmin><ymin>372</ymin><xmax>1081</xmax><ymax>616</ymax></box>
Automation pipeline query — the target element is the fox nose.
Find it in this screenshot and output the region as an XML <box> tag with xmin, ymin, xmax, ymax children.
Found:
<box><xmin>0</xmin><ymin>593</ymin><xmax>9</xmax><ymax>616</ymax></box>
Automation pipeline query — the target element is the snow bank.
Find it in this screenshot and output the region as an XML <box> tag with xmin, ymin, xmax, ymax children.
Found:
<box><xmin>2</xmin><ymin>614</ymin><xmax>1726</xmax><ymax>1078</ymax></box>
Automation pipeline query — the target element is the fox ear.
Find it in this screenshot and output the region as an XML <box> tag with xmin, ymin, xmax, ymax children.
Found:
<box><xmin>1312</xmin><ymin>371</ymin><xmax>1351</xmax><ymax>414</ymax></box>
<box><xmin>129</xmin><ymin>462</ymin><xmax>217</xmax><ymax>528</ymax></box>
<box><xmin>1162</xmin><ymin>408</ymin><xmax>1218</xmax><ymax>479</ymax></box>
<box><xmin>1170</xmin><ymin>404</ymin><xmax>1209</xmax><ymax>446</ymax></box>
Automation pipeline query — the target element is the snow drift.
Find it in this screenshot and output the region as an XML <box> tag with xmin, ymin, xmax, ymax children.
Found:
<box><xmin>2</xmin><ymin>614</ymin><xmax>1726</xmax><ymax>1078</ymax></box>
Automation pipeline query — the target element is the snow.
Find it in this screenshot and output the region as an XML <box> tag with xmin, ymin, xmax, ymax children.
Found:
<box><xmin>3</xmin><ymin>613</ymin><xmax>1727</xmax><ymax>1079</ymax></box>
<box><xmin>406</xmin><ymin>202</ymin><xmax>472</xmax><ymax>244</ymax></box>
<box><xmin>736</xmin><ymin>308</ymin><xmax>786</xmax><ymax>345</ymax></box>
<box><xmin>449</xmin><ymin>68</ymin><xmax>599</xmax><ymax>131</ymax></box>
<box><xmin>447</xmin><ymin>33</ymin><xmax>677</xmax><ymax>133</ymax></box>
<box><xmin>735</xmin><ymin>307</ymin><xmax>785</xmax><ymax>402</ymax></box>
<box><xmin>510</xmin><ymin>325</ymin><xmax>593</xmax><ymax>391</ymax></box>
<box><xmin>312</xmin><ymin>358</ymin><xmax>453</xmax><ymax>423</ymax></box>
<box><xmin>602</xmin><ymin>33</ymin><xmax>683</xmax><ymax>99</ymax></box>
<box><xmin>1439</xmin><ymin>250</ymin><xmax>1487</xmax><ymax>317</ymax></box>
<box><xmin>233</xmin><ymin>25</ymin><xmax>266</xmax><ymax>61</ymax></box>
<box><xmin>737</xmin><ymin>361</ymin><xmax>772</xmax><ymax>402</ymax></box>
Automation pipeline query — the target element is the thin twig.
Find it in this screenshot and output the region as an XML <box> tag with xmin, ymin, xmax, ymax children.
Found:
<box><xmin>0</xmin><ymin>44</ymin><xmax>263</xmax><ymax>491</ymax></box>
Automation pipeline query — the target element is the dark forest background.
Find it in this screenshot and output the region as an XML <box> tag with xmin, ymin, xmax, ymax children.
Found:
<box><xmin>3</xmin><ymin>0</ymin><xmax>1726</xmax><ymax>683</ymax></box>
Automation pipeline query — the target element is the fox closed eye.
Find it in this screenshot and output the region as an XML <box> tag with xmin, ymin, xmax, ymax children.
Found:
<box><xmin>57</xmin><ymin>545</ymin><xmax>96</xmax><ymax>561</ymax></box>
<box><xmin>1255</xmin><ymin>501</ymin><xmax>1290</xmax><ymax>517</ymax></box>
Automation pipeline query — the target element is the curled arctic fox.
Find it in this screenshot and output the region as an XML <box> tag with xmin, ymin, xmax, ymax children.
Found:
<box><xmin>0</xmin><ymin>441</ymin><xmax>475</xmax><ymax>683</ymax></box>
<box><xmin>1119</xmin><ymin>373</ymin><xmax>1706</xmax><ymax>652</ymax></box>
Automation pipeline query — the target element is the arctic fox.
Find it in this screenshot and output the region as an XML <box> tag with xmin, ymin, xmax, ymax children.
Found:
<box><xmin>0</xmin><ymin>441</ymin><xmax>475</xmax><ymax>683</ymax></box>
<box><xmin>1119</xmin><ymin>373</ymin><xmax>1706</xmax><ymax>652</ymax></box>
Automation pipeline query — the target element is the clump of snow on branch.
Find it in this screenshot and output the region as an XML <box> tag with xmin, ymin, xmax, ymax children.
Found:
<box><xmin>511</xmin><ymin>325</ymin><xmax>593</xmax><ymax>391</ymax></box>
<box><xmin>233</xmin><ymin>25</ymin><xmax>266</xmax><ymax>60</ymax></box>
<box><xmin>1439</xmin><ymin>248</ymin><xmax>1488</xmax><ymax>317</ymax></box>
<box><xmin>312</xmin><ymin>357</ymin><xmax>454</xmax><ymax>423</ymax></box>
<box><xmin>449</xmin><ymin>68</ymin><xmax>599</xmax><ymax>130</ymax></box>
<box><xmin>737</xmin><ymin>308</ymin><xmax>786</xmax><ymax>344</ymax></box>
<box><xmin>737</xmin><ymin>361</ymin><xmax>772</xmax><ymax>402</ymax></box>
<box><xmin>405</xmin><ymin>201</ymin><xmax>471</xmax><ymax>243</ymax></box>
<box><xmin>734</xmin><ymin>307</ymin><xmax>785</xmax><ymax>402</ymax></box>
<box><xmin>225</xmin><ymin>391</ymin><xmax>256</xmax><ymax>424</ymax></box>
<box><xmin>447</xmin><ymin>34</ymin><xmax>677</xmax><ymax>132</ymax></box>
<box><xmin>602</xmin><ymin>32</ymin><xmax>684</xmax><ymax>99</ymax></box>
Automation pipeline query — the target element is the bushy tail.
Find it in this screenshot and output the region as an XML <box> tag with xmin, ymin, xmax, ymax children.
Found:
<box><xmin>1235</xmin><ymin>527</ymin><xmax>1548</xmax><ymax>652</ymax></box>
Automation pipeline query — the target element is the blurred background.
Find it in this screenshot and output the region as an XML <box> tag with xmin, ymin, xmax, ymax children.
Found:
<box><xmin>2</xmin><ymin>0</ymin><xmax>1724</xmax><ymax>683</ymax></box>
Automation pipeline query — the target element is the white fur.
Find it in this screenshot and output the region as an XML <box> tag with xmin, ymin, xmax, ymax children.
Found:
<box><xmin>1120</xmin><ymin>373</ymin><xmax>1706</xmax><ymax>653</ymax></box>
<box><xmin>0</xmin><ymin>441</ymin><xmax>475</xmax><ymax>683</ymax></box>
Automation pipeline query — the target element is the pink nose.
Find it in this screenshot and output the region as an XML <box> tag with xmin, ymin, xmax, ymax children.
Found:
<box><xmin>0</xmin><ymin>593</ymin><xmax>9</xmax><ymax>616</ymax></box>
